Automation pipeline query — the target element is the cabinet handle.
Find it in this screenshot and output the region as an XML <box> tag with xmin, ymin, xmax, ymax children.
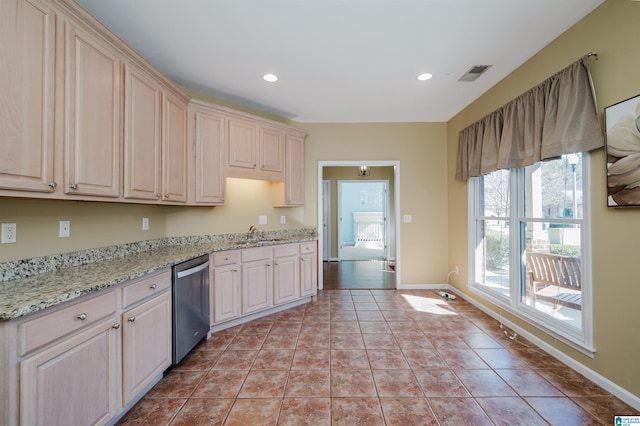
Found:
<box><xmin>48</xmin><ymin>181</ymin><xmax>57</xmax><ymax>188</ymax></box>
<box><xmin>112</xmin><ymin>323</ymin><xmax>121</xmax><ymax>329</ymax></box>
<box><xmin>150</xmin><ymin>284</ymin><xmax>157</xmax><ymax>290</ymax></box>
<box><xmin>77</xmin><ymin>313</ymin><xmax>87</xmax><ymax>320</ymax></box>
<box><xmin>128</xmin><ymin>316</ymin><xmax>136</xmax><ymax>322</ymax></box>
<box><xmin>69</xmin><ymin>183</ymin><xmax>78</xmax><ymax>190</ymax></box>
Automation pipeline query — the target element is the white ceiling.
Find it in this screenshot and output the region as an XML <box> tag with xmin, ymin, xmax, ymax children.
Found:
<box><xmin>75</xmin><ymin>0</ymin><xmax>604</xmax><ymax>123</ymax></box>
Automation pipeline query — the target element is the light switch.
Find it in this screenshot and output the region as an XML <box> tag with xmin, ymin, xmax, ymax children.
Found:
<box><xmin>403</xmin><ymin>214</ymin><xmax>412</xmax><ymax>223</ymax></box>
<box><xmin>259</xmin><ymin>215</ymin><xmax>267</xmax><ymax>225</ymax></box>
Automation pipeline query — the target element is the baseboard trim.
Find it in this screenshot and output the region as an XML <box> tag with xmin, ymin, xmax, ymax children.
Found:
<box><xmin>443</xmin><ymin>285</ymin><xmax>640</xmax><ymax>411</ymax></box>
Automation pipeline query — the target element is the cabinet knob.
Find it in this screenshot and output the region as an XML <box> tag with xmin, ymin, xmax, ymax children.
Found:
<box><xmin>69</xmin><ymin>183</ymin><xmax>78</xmax><ymax>190</ymax></box>
<box><xmin>165</xmin><ymin>194</ymin><xmax>170</xmax><ymax>199</ymax></box>
<box><xmin>48</xmin><ymin>181</ymin><xmax>57</xmax><ymax>188</ymax></box>
<box><xmin>156</xmin><ymin>193</ymin><xmax>161</xmax><ymax>198</ymax></box>
<box><xmin>128</xmin><ymin>316</ymin><xmax>136</xmax><ymax>322</ymax></box>
<box><xmin>150</xmin><ymin>284</ymin><xmax>157</xmax><ymax>290</ymax></box>
<box><xmin>112</xmin><ymin>323</ymin><xmax>121</xmax><ymax>329</ymax></box>
<box><xmin>77</xmin><ymin>313</ymin><xmax>87</xmax><ymax>320</ymax></box>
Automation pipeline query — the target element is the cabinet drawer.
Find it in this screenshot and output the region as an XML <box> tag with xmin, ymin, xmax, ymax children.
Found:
<box><xmin>18</xmin><ymin>290</ymin><xmax>117</xmax><ymax>356</ymax></box>
<box><xmin>122</xmin><ymin>269</ymin><xmax>171</xmax><ymax>309</ymax></box>
<box><xmin>274</xmin><ymin>243</ymin><xmax>298</xmax><ymax>258</ymax></box>
<box><xmin>241</xmin><ymin>246</ymin><xmax>272</xmax><ymax>262</ymax></box>
<box><xmin>300</xmin><ymin>241</ymin><xmax>317</xmax><ymax>254</ymax></box>
<box><xmin>212</xmin><ymin>250</ymin><xmax>239</xmax><ymax>267</ymax></box>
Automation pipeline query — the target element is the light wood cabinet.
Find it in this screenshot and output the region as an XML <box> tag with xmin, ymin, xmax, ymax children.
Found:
<box><xmin>227</xmin><ymin>119</ymin><xmax>286</xmax><ymax>182</ymax></box>
<box><xmin>211</xmin><ymin>251</ymin><xmax>240</xmax><ymax>324</ymax></box>
<box><xmin>123</xmin><ymin>64</ymin><xmax>162</xmax><ymax>201</ymax></box>
<box><xmin>300</xmin><ymin>241</ymin><xmax>318</xmax><ymax>297</ymax></box>
<box><xmin>161</xmin><ymin>91</ymin><xmax>189</xmax><ymax>203</ymax></box>
<box><xmin>273</xmin><ymin>133</ymin><xmax>306</xmax><ymax>207</ymax></box>
<box><xmin>0</xmin><ymin>0</ymin><xmax>56</xmax><ymax>193</ymax></box>
<box><xmin>241</xmin><ymin>247</ymin><xmax>273</xmax><ymax>314</ymax></box>
<box><xmin>122</xmin><ymin>290</ymin><xmax>171</xmax><ymax>405</ymax></box>
<box><xmin>15</xmin><ymin>290</ymin><xmax>120</xmax><ymax>426</ymax></box>
<box><xmin>259</xmin><ymin>127</ymin><xmax>285</xmax><ymax>173</ymax></box>
<box><xmin>189</xmin><ymin>101</ymin><xmax>226</xmax><ymax>205</ymax></box>
<box><xmin>63</xmin><ymin>17</ymin><xmax>121</xmax><ymax>198</ymax></box>
<box><xmin>273</xmin><ymin>244</ymin><xmax>300</xmax><ymax>305</ymax></box>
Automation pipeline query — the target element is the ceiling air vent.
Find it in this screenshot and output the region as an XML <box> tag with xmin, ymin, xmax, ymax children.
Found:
<box><xmin>458</xmin><ymin>65</ymin><xmax>491</xmax><ymax>82</ymax></box>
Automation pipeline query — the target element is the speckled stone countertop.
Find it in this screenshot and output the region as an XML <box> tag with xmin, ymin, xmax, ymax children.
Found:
<box><xmin>0</xmin><ymin>228</ymin><xmax>316</xmax><ymax>321</ymax></box>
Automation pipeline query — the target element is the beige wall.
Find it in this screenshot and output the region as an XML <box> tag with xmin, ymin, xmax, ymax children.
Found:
<box><xmin>0</xmin><ymin>198</ymin><xmax>167</xmax><ymax>262</ymax></box>
<box><xmin>300</xmin><ymin>123</ymin><xmax>449</xmax><ymax>285</ymax></box>
<box><xmin>447</xmin><ymin>0</ymin><xmax>640</xmax><ymax>397</ymax></box>
<box><xmin>322</xmin><ymin>166</ymin><xmax>396</xmax><ymax>259</ymax></box>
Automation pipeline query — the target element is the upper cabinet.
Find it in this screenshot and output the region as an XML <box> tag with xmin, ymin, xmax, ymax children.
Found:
<box><xmin>188</xmin><ymin>100</ymin><xmax>226</xmax><ymax>205</ymax></box>
<box><xmin>227</xmin><ymin>119</ymin><xmax>286</xmax><ymax>182</ymax></box>
<box><xmin>273</xmin><ymin>133</ymin><xmax>306</xmax><ymax>207</ymax></box>
<box><xmin>0</xmin><ymin>0</ymin><xmax>56</xmax><ymax>192</ymax></box>
<box><xmin>0</xmin><ymin>0</ymin><xmax>307</xmax><ymax>206</ymax></box>
<box><xmin>63</xmin><ymin>17</ymin><xmax>122</xmax><ymax>198</ymax></box>
<box><xmin>161</xmin><ymin>91</ymin><xmax>189</xmax><ymax>203</ymax></box>
<box><xmin>123</xmin><ymin>64</ymin><xmax>162</xmax><ymax>201</ymax></box>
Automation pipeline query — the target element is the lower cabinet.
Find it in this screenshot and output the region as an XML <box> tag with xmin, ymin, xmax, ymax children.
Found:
<box><xmin>211</xmin><ymin>242</ymin><xmax>317</xmax><ymax>325</ymax></box>
<box><xmin>211</xmin><ymin>251</ymin><xmax>241</xmax><ymax>324</ymax></box>
<box><xmin>11</xmin><ymin>269</ymin><xmax>172</xmax><ymax>426</ymax></box>
<box><xmin>300</xmin><ymin>242</ymin><xmax>318</xmax><ymax>297</ymax></box>
<box><xmin>20</xmin><ymin>316</ymin><xmax>119</xmax><ymax>426</ymax></box>
<box><xmin>122</xmin><ymin>290</ymin><xmax>172</xmax><ymax>405</ymax></box>
<box><xmin>241</xmin><ymin>247</ymin><xmax>273</xmax><ymax>315</ymax></box>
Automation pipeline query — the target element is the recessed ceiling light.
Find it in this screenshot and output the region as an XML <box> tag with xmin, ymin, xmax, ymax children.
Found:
<box><xmin>417</xmin><ymin>73</ymin><xmax>433</xmax><ymax>81</ymax></box>
<box><xmin>263</xmin><ymin>73</ymin><xmax>278</xmax><ymax>82</ymax></box>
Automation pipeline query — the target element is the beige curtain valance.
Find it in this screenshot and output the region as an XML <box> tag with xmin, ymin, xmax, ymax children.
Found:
<box><xmin>455</xmin><ymin>56</ymin><xmax>603</xmax><ymax>180</ymax></box>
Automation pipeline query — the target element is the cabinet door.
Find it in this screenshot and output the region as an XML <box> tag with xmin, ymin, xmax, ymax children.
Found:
<box><xmin>300</xmin><ymin>243</ymin><xmax>317</xmax><ymax>297</ymax></box>
<box><xmin>193</xmin><ymin>108</ymin><xmax>226</xmax><ymax>204</ymax></box>
<box><xmin>273</xmin><ymin>134</ymin><xmax>305</xmax><ymax>207</ymax></box>
<box><xmin>122</xmin><ymin>291</ymin><xmax>172</xmax><ymax>405</ymax></box>
<box><xmin>64</xmin><ymin>20</ymin><xmax>121</xmax><ymax>197</ymax></box>
<box><xmin>0</xmin><ymin>0</ymin><xmax>56</xmax><ymax>192</ymax></box>
<box><xmin>20</xmin><ymin>317</ymin><xmax>119</xmax><ymax>426</ymax></box>
<box><xmin>212</xmin><ymin>263</ymin><xmax>240</xmax><ymax>323</ymax></box>
<box><xmin>162</xmin><ymin>91</ymin><xmax>188</xmax><ymax>203</ymax></box>
<box><xmin>241</xmin><ymin>261</ymin><xmax>272</xmax><ymax>314</ymax></box>
<box><xmin>228</xmin><ymin>118</ymin><xmax>257</xmax><ymax>169</ymax></box>
<box><xmin>123</xmin><ymin>64</ymin><xmax>162</xmax><ymax>201</ymax></box>
<box><xmin>259</xmin><ymin>127</ymin><xmax>284</xmax><ymax>173</ymax></box>
<box><xmin>273</xmin><ymin>254</ymin><xmax>300</xmax><ymax>305</ymax></box>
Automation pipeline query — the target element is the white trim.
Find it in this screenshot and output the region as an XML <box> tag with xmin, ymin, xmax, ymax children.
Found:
<box><xmin>447</xmin><ymin>286</ymin><xmax>640</xmax><ymax>411</ymax></box>
<box><xmin>317</xmin><ymin>160</ymin><xmax>401</xmax><ymax>289</ymax></box>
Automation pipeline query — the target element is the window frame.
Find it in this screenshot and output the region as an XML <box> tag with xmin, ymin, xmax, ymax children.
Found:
<box><xmin>467</xmin><ymin>154</ymin><xmax>594</xmax><ymax>355</ymax></box>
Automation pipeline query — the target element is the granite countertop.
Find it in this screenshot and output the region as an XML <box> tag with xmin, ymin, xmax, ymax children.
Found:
<box><xmin>0</xmin><ymin>229</ymin><xmax>316</xmax><ymax>321</ymax></box>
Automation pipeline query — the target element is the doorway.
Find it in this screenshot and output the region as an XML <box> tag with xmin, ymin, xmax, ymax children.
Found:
<box><xmin>317</xmin><ymin>161</ymin><xmax>400</xmax><ymax>290</ymax></box>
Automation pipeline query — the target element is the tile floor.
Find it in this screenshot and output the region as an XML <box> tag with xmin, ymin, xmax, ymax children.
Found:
<box><xmin>118</xmin><ymin>289</ymin><xmax>638</xmax><ymax>425</ymax></box>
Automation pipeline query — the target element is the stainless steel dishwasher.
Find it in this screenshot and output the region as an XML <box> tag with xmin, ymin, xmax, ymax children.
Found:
<box><xmin>172</xmin><ymin>254</ymin><xmax>210</xmax><ymax>365</ymax></box>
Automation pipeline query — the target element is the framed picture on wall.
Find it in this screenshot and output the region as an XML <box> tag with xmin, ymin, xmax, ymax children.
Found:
<box><xmin>604</xmin><ymin>93</ymin><xmax>640</xmax><ymax>207</ymax></box>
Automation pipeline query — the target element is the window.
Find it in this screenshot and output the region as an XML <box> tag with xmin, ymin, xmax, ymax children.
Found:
<box><xmin>469</xmin><ymin>153</ymin><xmax>593</xmax><ymax>352</ymax></box>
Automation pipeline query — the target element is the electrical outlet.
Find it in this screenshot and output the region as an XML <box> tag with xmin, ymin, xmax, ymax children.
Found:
<box><xmin>1</xmin><ymin>223</ymin><xmax>17</xmax><ymax>244</ymax></box>
<box><xmin>59</xmin><ymin>220</ymin><xmax>70</xmax><ymax>238</ymax></box>
<box><xmin>142</xmin><ymin>217</ymin><xmax>149</xmax><ymax>231</ymax></box>
<box><xmin>280</xmin><ymin>215</ymin><xmax>286</xmax><ymax>225</ymax></box>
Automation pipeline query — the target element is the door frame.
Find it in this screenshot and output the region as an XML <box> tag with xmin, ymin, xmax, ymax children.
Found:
<box><xmin>317</xmin><ymin>160</ymin><xmax>401</xmax><ymax>290</ymax></box>
<box><xmin>322</xmin><ymin>180</ymin><xmax>331</xmax><ymax>261</ymax></box>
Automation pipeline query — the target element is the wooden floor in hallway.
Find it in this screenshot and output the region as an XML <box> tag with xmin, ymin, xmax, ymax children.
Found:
<box><xmin>322</xmin><ymin>260</ymin><xmax>396</xmax><ymax>290</ymax></box>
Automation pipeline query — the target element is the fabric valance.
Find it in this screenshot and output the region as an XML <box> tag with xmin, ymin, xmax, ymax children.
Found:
<box><xmin>455</xmin><ymin>56</ymin><xmax>603</xmax><ymax>180</ymax></box>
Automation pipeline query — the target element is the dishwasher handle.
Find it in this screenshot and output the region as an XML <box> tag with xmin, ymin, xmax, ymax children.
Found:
<box><xmin>176</xmin><ymin>261</ymin><xmax>209</xmax><ymax>279</ymax></box>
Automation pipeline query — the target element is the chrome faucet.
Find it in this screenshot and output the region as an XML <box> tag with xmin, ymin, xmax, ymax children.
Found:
<box><xmin>247</xmin><ymin>225</ymin><xmax>258</xmax><ymax>241</ymax></box>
